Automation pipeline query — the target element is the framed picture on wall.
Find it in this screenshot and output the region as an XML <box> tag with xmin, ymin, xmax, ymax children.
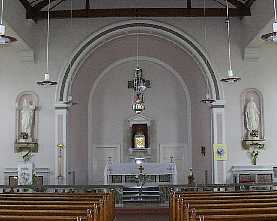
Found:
<box><xmin>213</xmin><ymin>144</ymin><xmax>228</xmax><ymax>161</ymax></box>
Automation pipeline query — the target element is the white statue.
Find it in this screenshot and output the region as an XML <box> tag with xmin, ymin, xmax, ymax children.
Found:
<box><xmin>245</xmin><ymin>97</ymin><xmax>260</xmax><ymax>136</ymax></box>
<box><xmin>20</xmin><ymin>99</ymin><xmax>35</xmax><ymax>142</ymax></box>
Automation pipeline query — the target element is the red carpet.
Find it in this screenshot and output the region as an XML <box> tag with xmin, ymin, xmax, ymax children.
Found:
<box><xmin>115</xmin><ymin>207</ymin><xmax>169</xmax><ymax>221</ymax></box>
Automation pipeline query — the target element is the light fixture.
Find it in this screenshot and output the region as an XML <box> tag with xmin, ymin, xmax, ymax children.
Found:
<box><xmin>201</xmin><ymin>93</ymin><xmax>216</xmax><ymax>104</ymax></box>
<box><xmin>220</xmin><ymin>0</ymin><xmax>241</xmax><ymax>83</ymax></box>
<box><xmin>135</xmin><ymin>158</ymin><xmax>144</xmax><ymax>165</ymax></box>
<box><xmin>201</xmin><ymin>0</ymin><xmax>215</xmax><ymax>104</ymax></box>
<box><xmin>37</xmin><ymin>0</ymin><xmax>57</xmax><ymax>86</ymax></box>
<box><xmin>261</xmin><ymin>0</ymin><xmax>277</xmax><ymax>42</ymax></box>
<box><xmin>128</xmin><ymin>25</ymin><xmax>151</xmax><ymax>114</ymax></box>
<box><xmin>0</xmin><ymin>0</ymin><xmax>16</xmax><ymax>45</ymax></box>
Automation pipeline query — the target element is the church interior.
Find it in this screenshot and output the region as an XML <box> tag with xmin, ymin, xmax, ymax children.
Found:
<box><xmin>1</xmin><ymin>0</ymin><xmax>277</xmax><ymax>220</ymax></box>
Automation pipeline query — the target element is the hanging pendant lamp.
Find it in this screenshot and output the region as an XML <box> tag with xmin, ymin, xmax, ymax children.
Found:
<box><xmin>0</xmin><ymin>0</ymin><xmax>16</xmax><ymax>45</ymax></box>
<box><xmin>220</xmin><ymin>0</ymin><xmax>241</xmax><ymax>83</ymax></box>
<box><xmin>37</xmin><ymin>0</ymin><xmax>57</xmax><ymax>86</ymax></box>
<box><xmin>201</xmin><ymin>93</ymin><xmax>216</xmax><ymax>104</ymax></box>
<box><xmin>261</xmin><ymin>0</ymin><xmax>277</xmax><ymax>42</ymax></box>
<box><xmin>201</xmin><ymin>0</ymin><xmax>215</xmax><ymax>104</ymax></box>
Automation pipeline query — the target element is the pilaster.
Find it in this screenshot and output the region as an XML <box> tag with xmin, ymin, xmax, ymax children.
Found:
<box><xmin>211</xmin><ymin>100</ymin><xmax>226</xmax><ymax>184</ymax></box>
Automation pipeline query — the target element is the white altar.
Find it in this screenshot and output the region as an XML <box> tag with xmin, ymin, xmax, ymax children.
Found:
<box><xmin>104</xmin><ymin>162</ymin><xmax>177</xmax><ymax>185</ymax></box>
<box><xmin>232</xmin><ymin>165</ymin><xmax>274</xmax><ymax>184</ymax></box>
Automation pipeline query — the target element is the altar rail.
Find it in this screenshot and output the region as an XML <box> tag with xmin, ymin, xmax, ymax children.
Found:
<box><xmin>1</xmin><ymin>183</ymin><xmax>277</xmax><ymax>203</ymax></box>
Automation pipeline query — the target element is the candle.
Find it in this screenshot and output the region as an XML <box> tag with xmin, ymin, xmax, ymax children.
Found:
<box><xmin>44</xmin><ymin>73</ymin><xmax>50</xmax><ymax>81</ymax></box>
<box><xmin>0</xmin><ymin>24</ymin><xmax>5</xmax><ymax>35</ymax></box>
<box><xmin>228</xmin><ymin>69</ymin><xmax>234</xmax><ymax>77</ymax></box>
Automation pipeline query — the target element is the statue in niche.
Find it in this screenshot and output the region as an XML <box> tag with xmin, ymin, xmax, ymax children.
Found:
<box><xmin>20</xmin><ymin>99</ymin><xmax>35</xmax><ymax>142</ymax></box>
<box><xmin>245</xmin><ymin>96</ymin><xmax>260</xmax><ymax>139</ymax></box>
<box><xmin>15</xmin><ymin>92</ymin><xmax>39</xmax><ymax>153</ymax></box>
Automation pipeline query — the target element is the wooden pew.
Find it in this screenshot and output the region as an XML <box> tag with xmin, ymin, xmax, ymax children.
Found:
<box><xmin>0</xmin><ymin>191</ymin><xmax>115</xmax><ymax>221</ymax></box>
<box><xmin>171</xmin><ymin>191</ymin><xmax>277</xmax><ymax>221</ymax></box>
<box><xmin>0</xmin><ymin>192</ymin><xmax>115</xmax><ymax>221</ymax></box>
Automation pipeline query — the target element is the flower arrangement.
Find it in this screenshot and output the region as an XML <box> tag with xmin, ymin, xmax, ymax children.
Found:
<box><xmin>22</xmin><ymin>150</ymin><xmax>32</xmax><ymax>162</ymax></box>
<box><xmin>250</xmin><ymin>149</ymin><xmax>259</xmax><ymax>165</ymax></box>
<box><xmin>248</xmin><ymin>144</ymin><xmax>264</xmax><ymax>165</ymax></box>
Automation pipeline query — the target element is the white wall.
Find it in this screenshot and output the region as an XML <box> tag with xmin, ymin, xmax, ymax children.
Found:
<box><xmin>0</xmin><ymin>47</ymin><xmax>56</xmax><ymax>184</ymax></box>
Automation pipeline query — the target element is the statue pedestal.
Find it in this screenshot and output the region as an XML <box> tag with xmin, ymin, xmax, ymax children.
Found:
<box><xmin>242</xmin><ymin>139</ymin><xmax>266</xmax><ymax>149</ymax></box>
<box><xmin>242</xmin><ymin>138</ymin><xmax>266</xmax><ymax>165</ymax></box>
<box><xmin>15</xmin><ymin>142</ymin><xmax>38</xmax><ymax>153</ymax></box>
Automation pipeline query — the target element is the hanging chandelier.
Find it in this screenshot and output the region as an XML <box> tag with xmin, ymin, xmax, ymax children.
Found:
<box><xmin>201</xmin><ymin>0</ymin><xmax>215</xmax><ymax>104</ymax></box>
<box><xmin>0</xmin><ymin>0</ymin><xmax>16</xmax><ymax>45</ymax></box>
<box><xmin>220</xmin><ymin>0</ymin><xmax>241</xmax><ymax>83</ymax></box>
<box><xmin>261</xmin><ymin>0</ymin><xmax>277</xmax><ymax>42</ymax></box>
<box><xmin>37</xmin><ymin>0</ymin><xmax>57</xmax><ymax>86</ymax></box>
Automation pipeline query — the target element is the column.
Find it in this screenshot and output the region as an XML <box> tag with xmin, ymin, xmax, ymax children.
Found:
<box><xmin>211</xmin><ymin>100</ymin><xmax>226</xmax><ymax>184</ymax></box>
<box><xmin>54</xmin><ymin>103</ymin><xmax>69</xmax><ymax>185</ymax></box>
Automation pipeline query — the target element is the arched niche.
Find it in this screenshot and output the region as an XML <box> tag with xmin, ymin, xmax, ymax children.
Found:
<box><xmin>15</xmin><ymin>91</ymin><xmax>39</xmax><ymax>153</ymax></box>
<box><xmin>241</xmin><ymin>88</ymin><xmax>264</xmax><ymax>140</ymax></box>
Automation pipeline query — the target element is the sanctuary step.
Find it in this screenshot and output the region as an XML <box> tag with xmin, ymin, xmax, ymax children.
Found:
<box><xmin>122</xmin><ymin>186</ymin><xmax>161</xmax><ymax>203</ymax></box>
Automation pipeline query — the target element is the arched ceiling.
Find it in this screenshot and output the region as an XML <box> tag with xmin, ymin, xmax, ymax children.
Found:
<box><xmin>70</xmin><ymin>33</ymin><xmax>207</xmax><ymax>108</ymax></box>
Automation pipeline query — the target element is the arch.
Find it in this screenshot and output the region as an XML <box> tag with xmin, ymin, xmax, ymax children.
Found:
<box><xmin>56</xmin><ymin>20</ymin><xmax>222</xmax><ymax>103</ymax></box>
<box><xmin>87</xmin><ymin>56</ymin><xmax>193</xmax><ymax>183</ymax></box>
<box><xmin>55</xmin><ymin>19</ymin><xmax>223</xmax><ymax>185</ymax></box>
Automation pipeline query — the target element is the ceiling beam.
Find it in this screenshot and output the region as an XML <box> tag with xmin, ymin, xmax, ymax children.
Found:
<box><xmin>29</xmin><ymin>7</ymin><xmax>251</xmax><ymax>20</ymax></box>
<box><xmin>32</xmin><ymin>0</ymin><xmax>58</xmax><ymax>12</ymax></box>
<box><xmin>245</xmin><ymin>0</ymin><xmax>256</xmax><ymax>7</ymax></box>
<box><xmin>50</xmin><ymin>0</ymin><xmax>67</xmax><ymax>10</ymax></box>
<box><xmin>226</xmin><ymin>0</ymin><xmax>247</xmax><ymax>9</ymax></box>
<box><xmin>18</xmin><ymin>0</ymin><xmax>32</xmax><ymax>11</ymax></box>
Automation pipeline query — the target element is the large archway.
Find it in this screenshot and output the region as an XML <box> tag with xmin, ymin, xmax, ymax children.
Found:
<box><xmin>56</xmin><ymin>20</ymin><xmax>222</xmax><ymax>103</ymax></box>
<box><xmin>54</xmin><ymin>20</ymin><xmax>226</xmax><ymax>185</ymax></box>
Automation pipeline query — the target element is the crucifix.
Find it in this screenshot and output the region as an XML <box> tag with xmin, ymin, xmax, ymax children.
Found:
<box><xmin>170</xmin><ymin>155</ymin><xmax>174</xmax><ymax>163</ymax></box>
<box><xmin>128</xmin><ymin>67</ymin><xmax>151</xmax><ymax>114</ymax></box>
<box><xmin>128</xmin><ymin>67</ymin><xmax>151</xmax><ymax>92</ymax></box>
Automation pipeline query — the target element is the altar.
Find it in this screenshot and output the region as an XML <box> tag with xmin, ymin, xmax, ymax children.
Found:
<box><xmin>232</xmin><ymin>165</ymin><xmax>274</xmax><ymax>184</ymax></box>
<box><xmin>104</xmin><ymin>162</ymin><xmax>177</xmax><ymax>185</ymax></box>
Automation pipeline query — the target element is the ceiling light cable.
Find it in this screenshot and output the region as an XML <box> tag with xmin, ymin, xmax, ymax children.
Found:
<box><xmin>46</xmin><ymin>0</ymin><xmax>50</xmax><ymax>78</ymax></box>
<box><xmin>273</xmin><ymin>0</ymin><xmax>277</xmax><ymax>22</ymax></box>
<box><xmin>0</xmin><ymin>0</ymin><xmax>3</xmax><ymax>25</ymax></box>
<box><xmin>226</xmin><ymin>0</ymin><xmax>232</xmax><ymax>74</ymax></box>
<box><xmin>220</xmin><ymin>0</ymin><xmax>241</xmax><ymax>83</ymax></box>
